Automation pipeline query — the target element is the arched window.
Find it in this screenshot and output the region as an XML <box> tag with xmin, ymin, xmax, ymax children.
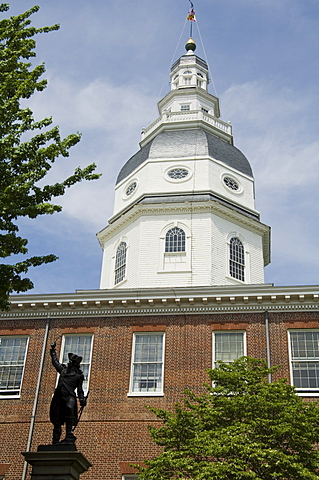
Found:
<box><xmin>165</xmin><ymin>227</ymin><xmax>186</xmax><ymax>253</ymax></box>
<box><xmin>114</xmin><ymin>242</ymin><xmax>127</xmax><ymax>285</ymax></box>
<box><xmin>229</xmin><ymin>237</ymin><xmax>245</xmax><ymax>281</ymax></box>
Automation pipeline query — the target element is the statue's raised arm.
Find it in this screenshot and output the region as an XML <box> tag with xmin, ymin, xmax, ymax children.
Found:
<box><xmin>50</xmin><ymin>341</ymin><xmax>64</xmax><ymax>374</ymax></box>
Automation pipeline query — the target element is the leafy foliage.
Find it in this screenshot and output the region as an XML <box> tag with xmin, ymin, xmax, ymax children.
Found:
<box><xmin>140</xmin><ymin>357</ymin><xmax>319</xmax><ymax>480</ymax></box>
<box><xmin>0</xmin><ymin>4</ymin><xmax>100</xmax><ymax>309</ymax></box>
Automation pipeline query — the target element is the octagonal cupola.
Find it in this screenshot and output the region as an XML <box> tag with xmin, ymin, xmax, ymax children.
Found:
<box><xmin>170</xmin><ymin>38</ymin><xmax>209</xmax><ymax>91</ymax></box>
<box><xmin>97</xmin><ymin>34</ymin><xmax>271</xmax><ymax>291</ymax></box>
<box><xmin>140</xmin><ymin>39</ymin><xmax>228</xmax><ymax>148</ymax></box>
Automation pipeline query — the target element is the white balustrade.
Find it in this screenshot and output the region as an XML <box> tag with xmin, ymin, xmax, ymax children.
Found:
<box><xmin>141</xmin><ymin>110</ymin><xmax>232</xmax><ymax>143</ymax></box>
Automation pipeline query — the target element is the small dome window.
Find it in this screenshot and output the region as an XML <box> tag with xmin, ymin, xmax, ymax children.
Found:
<box><xmin>167</xmin><ymin>168</ymin><xmax>189</xmax><ymax>180</ymax></box>
<box><xmin>223</xmin><ymin>176</ymin><xmax>239</xmax><ymax>191</ymax></box>
<box><xmin>125</xmin><ymin>181</ymin><xmax>137</xmax><ymax>196</ymax></box>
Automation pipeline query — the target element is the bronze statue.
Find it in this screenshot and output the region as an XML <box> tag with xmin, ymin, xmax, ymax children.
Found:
<box><xmin>49</xmin><ymin>342</ymin><xmax>87</xmax><ymax>444</ymax></box>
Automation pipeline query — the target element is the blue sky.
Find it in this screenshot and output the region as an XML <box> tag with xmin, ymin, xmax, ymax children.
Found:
<box><xmin>4</xmin><ymin>0</ymin><xmax>319</xmax><ymax>293</ymax></box>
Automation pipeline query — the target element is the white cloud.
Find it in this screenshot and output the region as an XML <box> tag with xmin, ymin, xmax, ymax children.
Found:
<box><xmin>221</xmin><ymin>79</ymin><xmax>319</xmax><ymax>285</ymax></box>
<box><xmin>221</xmin><ymin>80</ymin><xmax>319</xmax><ymax>189</ymax></box>
<box><xmin>26</xmin><ymin>74</ymin><xmax>159</xmax><ymax>229</ymax></box>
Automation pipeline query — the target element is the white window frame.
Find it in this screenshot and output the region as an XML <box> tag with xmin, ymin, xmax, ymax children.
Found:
<box><xmin>229</xmin><ymin>237</ymin><xmax>245</xmax><ymax>281</ymax></box>
<box><xmin>158</xmin><ymin>222</ymin><xmax>191</xmax><ymax>273</ymax></box>
<box><xmin>226</xmin><ymin>233</ymin><xmax>250</xmax><ymax>284</ymax></box>
<box><xmin>128</xmin><ymin>332</ymin><xmax>165</xmax><ymax>397</ymax></box>
<box><xmin>288</xmin><ymin>330</ymin><xmax>319</xmax><ymax>396</ymax></box>
<box><xmin>212</xmin><ymin>331</ymin><xmax>246</xmax><ymax>369</ymax></box>
<box><xmin>180</xmin><ymin>104</ymin><xmax>190</xmax><ymax>111</ymax></box>
<box><xmin>114</xmin><ymin>241</ymin><xmax>127</xmax><ymax>285</ymax></box>
<box><xmin>112</xmin><ymin>237</ymin><xmax>128</xmax><ymax>287</ymax></box>
<box><xmin>165</xmin><ymin>227</ymin><xmax>186</xmax><ymax>253</ymax></box>
<box><xmin>122</xmin><ymin>476</ymin><xmax>139</xmax><ymax>480</ymax></box>
<box><xmin>0</xmin><ymin>336</ymin><xmax>29</xmax><ymax>398</ymax></box>
<box><xmin>59</xmin><ymin>334</ymin><xmax>94</xmax><ymax>395</ymax></box>
<box><xmin>165</xmin><ymin>165</ymin><xmax>192</xmax><ymax>183</ymax></box>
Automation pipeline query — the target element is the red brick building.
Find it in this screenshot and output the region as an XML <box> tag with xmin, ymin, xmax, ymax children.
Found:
<box><xmin>1</xmin><ymin>287</ymin><xmax>319</xmax><ymax>480</ymax></box>
<box><xmin>1</xmin><ymin>39</ymin><xmax>319</xmax><ymax>480</ymax></box>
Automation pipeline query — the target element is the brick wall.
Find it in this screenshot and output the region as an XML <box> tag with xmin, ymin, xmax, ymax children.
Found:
<box><xmin>1</xmin><ymin>310</ymin><xmax>319</xmax><ymax>479</ymax></box>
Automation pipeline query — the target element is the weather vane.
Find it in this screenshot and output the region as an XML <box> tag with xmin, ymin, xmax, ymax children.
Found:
<box><xmin>187</xmin><ymin>0</ymin><xmax>197</xmax><ymax>37</ymax></box>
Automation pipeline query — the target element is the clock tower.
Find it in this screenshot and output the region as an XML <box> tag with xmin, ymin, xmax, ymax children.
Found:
<box><xmin>97</xmin><ymin>39</ymin><xmax>270</xmax><ymax>289</ymax></box>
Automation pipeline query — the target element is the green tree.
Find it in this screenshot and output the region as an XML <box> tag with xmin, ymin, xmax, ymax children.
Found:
<box><xmin>140</xmin><ymin>357</ymin><xmax>319</xmax><ymax>480</ymax></box>
<box><xmin>0</xmin><ymin>4</ymin><xmax>100</xmax><ymax>310</ymax></box>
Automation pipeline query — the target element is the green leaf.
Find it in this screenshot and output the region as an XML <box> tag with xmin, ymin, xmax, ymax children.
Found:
<box><xmin>0</xmin><ymin>4</ymin><xmax>101</xmax><ymax>310</ymax></box>
<box><xmin>139</xmin><ymin>357</ymin><xmax>319</xmax><ymax>480</ymax></box>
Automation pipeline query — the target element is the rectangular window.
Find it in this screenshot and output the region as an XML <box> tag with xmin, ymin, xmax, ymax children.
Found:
<box><xmin>60</xmin><ymin>334</ymin><xmax>93</xmax><ymax>394</ymax></box>
<box><xmin>289</xmin><ymin>330</ymin><xmax>319</xmax><ymax>393</ymax></box>
<box><xmin>129</xmin><ymin>333</ymin><xmax>164</xmax><ymax>395</ymax></box>
<box><xmin>180</xmin><ymin>104</ymin><xmax>190</xmax><ymax>111</ymax></box>
<box><xmin>0</xmin><ymin>336</ymin><xmax>29</xmax><ymax>397</ymax></box>
<box><xmin>212</xmin><ymin>331</ymin><xmax>245</xmax><ymax>368</ymax></box>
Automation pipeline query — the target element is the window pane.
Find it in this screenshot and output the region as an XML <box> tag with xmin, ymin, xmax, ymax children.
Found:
<box><xmin>133</xmin><ymin>363</ymin><xmax>163</xmax><ymax>392</ymax></box>
<box><xmin>0</xmin><ymin>337</ymin><xmax>28</xmax><ymax>395</ymax></box>
<box><xmin>214</xmin><ymin>332</ymin><xmax>244</xmax><ymax>364</ymax></box>
<box><xmin>229</xmin><ymin>237</ymin><xmax>245</xmax><ymax>281</ymax></box>
<box><xmin>290</xmin><ymin>331</ymin><xmax>319</xmax><ymax>360</ymax></box>
<box><xmin>115</xmin><ymin>242</ymin><xmax>127</xmax><ymax>285</ymax></box>
<box><xmin>292</xmin><ymin>362</ymin><xmax>319</xmax><ymax>389</ymax></box>
<box><xmin>134</xmin><ymin>335</ymin><xmax>163</xmax><ymax>362</ymax></box>
<box><xmin>131</xmin><ymin>334</ymin><xmax>164</xmax><ymax>393</ymax></box>
<box><xmin>165</xmin><ymin>228</ymin><xmax>185</xmax><ymax>253</ymax></box>
<box><xmin>290</xmin><ymin>332</ymin><xmax>319</xmax><ymax>390</ymax></box>
<box><xmin>62</xmin><ymin>335</ymin><xmax>93</xmax><ymax>393</ymax></box>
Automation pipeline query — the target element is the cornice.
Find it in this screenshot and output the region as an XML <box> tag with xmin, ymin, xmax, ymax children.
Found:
<box><xmin>97</xmin><ymin>199</ymin><xmax>268</xmax><ymax>247</ymax></box>
<box><xmin>2</xmin><ymin>284</ymin><xmax>318</xmax><ymax>319</ymax></box>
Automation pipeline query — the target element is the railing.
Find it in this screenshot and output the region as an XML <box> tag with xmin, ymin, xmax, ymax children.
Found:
<box><xmin>141</xmin><ymin>110</ymin><xmax>232</xmax><ymax>143</ymax></box>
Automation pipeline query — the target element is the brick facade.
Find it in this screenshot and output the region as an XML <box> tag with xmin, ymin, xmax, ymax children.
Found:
<box><xmin>1</xmin><ymin>300</ymin><xmax>319</xmax><ymax>479</ymax></box>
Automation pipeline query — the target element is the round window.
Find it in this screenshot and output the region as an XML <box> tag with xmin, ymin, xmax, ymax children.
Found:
<box><xmin>167</xmin><ymin>168</ymin><xmax>189</xmax><ymax>180</ymax></box>
<box><xmin>125</xmin><ymin>181</ymin><xmax>137</xmax><ymax>196</ymax></box>
<box><xmin>223</xmin><ymin>176</ymin><xmax>239</xmax><ymax>191</ymax></box>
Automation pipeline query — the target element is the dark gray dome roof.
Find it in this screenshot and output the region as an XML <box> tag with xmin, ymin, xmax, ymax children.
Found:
<box><xmin>116</xmin><ymin>129</ymin><xmax>253</xmax><ymax>185</ymax></box>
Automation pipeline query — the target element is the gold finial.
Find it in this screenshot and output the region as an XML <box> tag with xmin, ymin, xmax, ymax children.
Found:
<box><xmin>185</xmin><ymin>37</ymin><xmax>196</xmax><ymax>53</ymax></box>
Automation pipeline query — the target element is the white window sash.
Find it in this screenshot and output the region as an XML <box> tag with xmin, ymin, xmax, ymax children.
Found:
<box><xmin>212</xmin><ymin>331</ymin><xmax>246</xmax><ymax>369</ymax></box>
<box><xmin>129</xmin><ymin>333</ymin><xmax>165</xmax><ymax>396</ymax></box>
<box><xmin>288</xmin><ymin>330</ymin><xmax>319</xmax><ymax>393</ymax></box>
<box><xmin>0</xmin><ymin>336</ymin><xmax>29</xmax><ymax>397</ymax></box>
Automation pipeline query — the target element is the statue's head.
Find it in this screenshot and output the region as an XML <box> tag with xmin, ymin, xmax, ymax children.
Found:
<box><xmin>68</xmin><ymin>352</ymin><xmax>83</xmax><ymax>367</ymax></box>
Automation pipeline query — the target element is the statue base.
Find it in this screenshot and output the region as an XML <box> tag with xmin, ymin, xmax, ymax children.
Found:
<box><xmin>22</xmin><ymin>445</ymin><xmax>92</xmax><ymax>480</ymax></box>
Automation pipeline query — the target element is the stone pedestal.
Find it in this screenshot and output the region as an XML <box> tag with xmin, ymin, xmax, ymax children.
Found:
<box><xmin>22</xmin><ymin>445</ymin><xmax>92</xmax><ymax>480</ymax></box>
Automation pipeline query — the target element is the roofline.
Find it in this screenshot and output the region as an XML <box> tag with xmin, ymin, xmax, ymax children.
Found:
<box><xmin>3</xmin><ymin>284</ymin><xmax>318</xmax><ymax>318</ymax></box>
